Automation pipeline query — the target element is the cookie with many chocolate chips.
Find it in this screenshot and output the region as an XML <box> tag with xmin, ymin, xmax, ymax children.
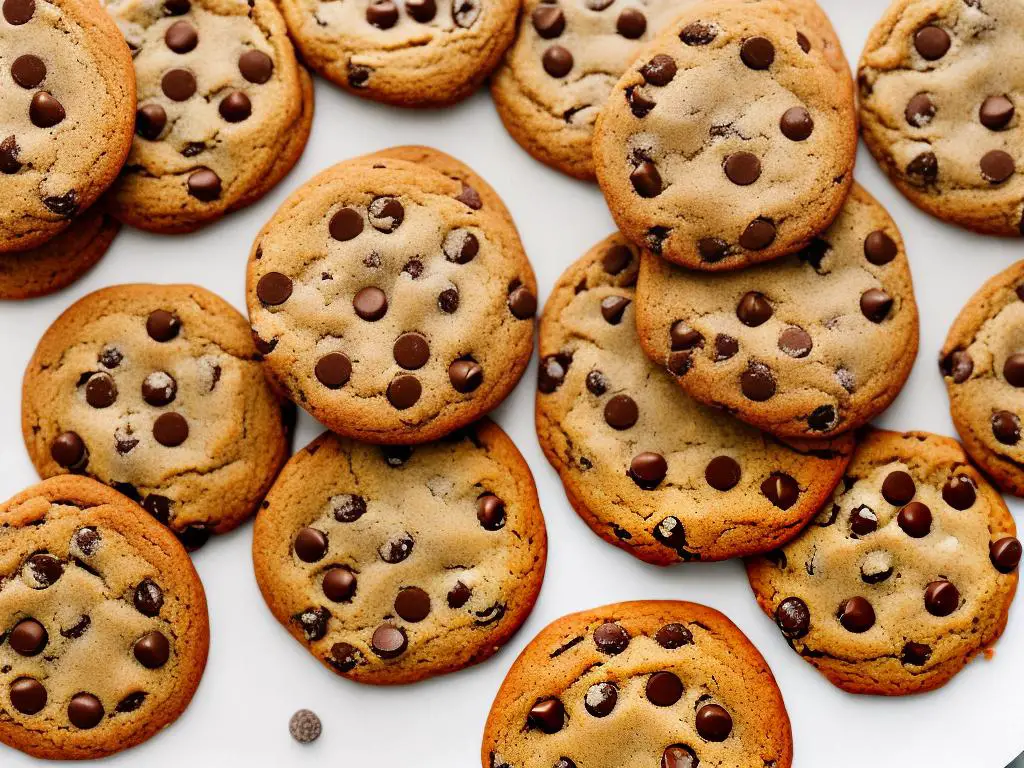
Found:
<box><xmin>482</xmin><ymin>601</ymin><xmax>792</xmax><ymax>768</ymax></box>
<box><xmin>0</xmin><ymin>476</ymin><xmax>208</xmax><ymax>759</ymax></box>
<box><xmin>536</xmin><ymin>234</ymin><xmax>853</xmax><ymax>565</ymax></box>
<box><xmin>593</xmin><ymin>0</ymin><xmax>857</xmax><ymax>270</ymax></box>
<box><xmin>247</xmin><ymin>152</ymin><xmax>536</xmax><ymax>444</ymax></box>
<box><xmin>859</xmin><ymin>0</ymin><xmax>1024</xmax><ymax>236</ymax></box>
<box><xmin>746</xmin><ymin>429</ymin><xmax>1020</xmax><ymax>695</ymax></box>
<box><xmin>0</xmin><ymin>0</ymin><xmax>135</xmax><ymax>253</ymax></box>
<box><xmin>22</xmin><ymin>284</ymin><xmax>291</xmax><ymax>548</ymax></box>
<box><xmin>252</xmin><ymin>421</ymin><xmax>547</xmax><ymax>685</ymax></box>
<box><xmin>635</xmin><ymin>184</ymin><xmax>919</xmax><ymax>439</ymax></box>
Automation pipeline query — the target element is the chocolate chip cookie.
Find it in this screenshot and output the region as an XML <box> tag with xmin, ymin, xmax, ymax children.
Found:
<box><xmin>106</xmin><ymin>0</ymin><xmax>313</xmax><ymax>233</ymax></box>
<box><xmin>22</xmin><ymin>284</ymin><xmax>291</xmax><ymax>549</ymax></box>
<box><xmin>0</xmin><ymin>476</ymin><xmax>209</xmax><ymax>760</ymax></box>
<box><xmin>247</xmin><ymin>152</ymin><xmax>536</xmax><ymax>444</ymax></box>
<box><xmin>859</xmin><ymin>0</ymin><xmax>1024</xmax><ymax>236</ymax></box>
<box><xmin>635</xmin><ymin>184</ymin><xmax>919</xmax><ymax>439</ymax></box>
<box><xmin>482</xmin><ymin>600</ymin><xmax>793</xmax><ymax>768</ymax></box>
<box><xmin>593</xmin><ymin>0</ymin><xmax>857</xmax><ymax>270</ymax></box>
<box><xmin>252</xmin><ymin>420</ymin><xmax>547</xmax><ymax>685</ymax></box>
<box><xmin>746</xmin><ymin>429</ymin><xmax>1020</xmax><ymax>695</ymax></box>
<box><xmin>0</xmin><ymin>0</ymin><xmax>135</xmax><ymax>253</ymax></box>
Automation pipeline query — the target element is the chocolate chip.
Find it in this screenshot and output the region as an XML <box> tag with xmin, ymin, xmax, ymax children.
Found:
<box><xmin>11</xmin><ymin>54</ymin><xmax>45</xmax><ymax>89</ymax></box>
<box><xmin>642</xmin><ymin>671</ymin><xmax>682</xmax><ymax>707</ymax></box>
<box><xmin>616</xmin><ymin>7</ymin><xmax>645</xmax><ymax>38</ymax></box>
<box><xmin>600</xmin><ymin>295</ymin><xmax>630</xmax><ymax>324</ymax></box>
<box><xmin>761</xmin><ymin>473</ymin><xmax>798</xmax><ymax>509</ymax></box>
<box><xmin>542</xmin><ymin>45</ymin><xmax>573</xmax><ymax>77</ymax></box>
<box><xmin>332</xmin><ymin>494</ymin><xmax>366</xmax><ymax>522</ymax></box>
<box><xmin>662</xmin><ymin>745</ymin><xmax>698</xmax><ymax>768</ymax></box>
<box><xmin>838</xmin><ymin>596</ymin><xmax>875</xmax><ymax>633</ymax></box>
<box><xmin>705</xmin><ymin>456</ymin><xmax>740</xmax><ymax>491</ymax></box>
<box><xmin>387</xmin><ymin>375</ymin><xmax>421</xmax><ymax>409</ymax></box>
<box><xmin>289</xmin><ymin>709</ymin><xmax>322</xmax><ymax>744</ymax></box>
<box><xmin>72</xmin><ymin>527</ymin><xmax>101</xmax><ymax>557</ymax></box>
<box><xmin>165</xmin><ymin>20</ymin><xmax>197</xmax><ymax>52</ymax></box>
<box><xmin>940</xmin><ymin>474</ymin><xmax>975</xmax><ymax>510</ymax></box>
<box><xmin>992</xmin><ymin>410</ymin><xmax>1021</xmax><ymax>445</ymax></box>
<box><xmin>477</xmin><ymin>494</ymin><xmax>506</xmax><ymax>531</ymax></box>
<box><xmin>797</xmin><ymin>30</ymin><xmax>812</xmax><ymax>52</ymax></box>
<box><xmin>452</xmin><ymin>0</ymin><xmax>480</xmax><ymax>27</ymax></box>
<box><xmin>538</xmin><ymin>353</ymin><xmax>571</xmax><ymax>393</ymax></box>
<box><xmin>134</xmin><ymin>579</ymin><xmax>164</xmax><ymax>616</ymax></box>
<box><xmin>508</xmin><ymin>285</ymin><xmax>537</xmax><ymax>319</ymax></box>
<box><xmin>980</xmin><ymin>95</ymin><xmax>1015</xmax><ymax>130</ymax></box>
<box><xmin>807</xmin><ymin>404</ymin><xmax>837</xmax><ymax>432</ymax></box>
<box><xmin>136</xmin><ymin>104</ymin><xmax>167</xmax><ymax>140</ymax></box>
<box><xmin>584</xmin><ymin>682</ymin><xmax>617</xmax><ymax>717</ymax></box>
<box><xmin>443</xmin><ymin>229</ymin><xmax>479</xmax><ymax>263</ymax></box>
<box><xmin>1003</xmin><ymin>353</ymin><xmax>1024</xmax><ymax>388</ymax></box>
<box><xmin>0</xmin><ymin>135</ymin><xmax>21</xmax><ymax>174</ymax></box>
<box><xmin>924</xmin><ymin>580</ymin><xmax>959</xmax><ymax>617</ymax></box>
<box><xmin>627</xmin><ymin>85</ymin><xmax>656</xmax><ymax>117</ymax></box>
<box><xmin>10</xmin><ymin>678</ymin><xmax>46</xmax><ymax>715</ymax></box>
<box><xmin>84</xmin><ymin>372</ymin><xmax>117</xmax><ymax>408</ymax></box>
<box><xmin>941</xmin><ymin>349</ymin><xmax>973</xmax><ymax>383</ymax></box>
<box><xmin>353</xmin><ymin>286</ymin><xmax>388</xmax><ymax>320</ymax></box>
<box><xmin>714</xmin><ymin>334</ymin><xmax>738</xmax><ymax>360</ymax></box>
<box><xmin>680</xmin><ymin>20</ymin><xmax>716</xmax><ymax>45</ymax></box>
<box><xmin>447</xmin><ymin>581</ymin><xmax>471</xmax><ymax>608</ymax></box>
<box><xmin>737</xmin><ymin>292</ymin><xmax>772</xmax><ymax>326</ymax></box>
<box><xmin>697</xmin><ymin>237</ymin><xmax>729</xmax><ymax>262</ymax></box>
<box><xmin>3</xmin><ymin>0</ymin><xmax>35</xmax><ymax>24</ymax></box>
<box><xmin>991</xmin><ymin>537</ymin><xmax>1023</xmax><ymax>573</ymax></box>
<box><xmin>724</xmin><ymin>152</ymin><xmax>761</xmax><ymax>185</ymax></box>
<box><xmin>655</xmin><ymin>623</ymin><xmax>692</xmax><ymax>648</ymax></box>
<box><xmin>532</xmin><ymin>4</ymin><xmax>564</xmax><ymax>37</ymax></box>
<box><xmin>368</xmin><ymin>196</ymin><xmax>404</xmax><ymax>232</ymax></box>
<box><xmin>907</xmin><ymin>151</ymin><xmax>938</xmax><ymax>183</ymax></box>
<box><xmin>116</xmin><ymin>692</ymin><xmax>146</xmax><ymax>713</ymax></box>
<box><xmin>741</xmin><ymin>361</ymin><xmax>775</xmax><ymax>401</ymax></box>
<box><xmin>777</xmin><ymin>326</ymin><xmax>812</xmax><ymax>358</ymax></box>
<box><xmin>348</xmin><ymin>66</ymin><xmax>371</xmax><ymax>88</ymax></box>
<box><xmin>59</xmin><ymin>614</ymin><xmax>90</xmax><ymax>639</ymax></box>
<box><xmin>146</xmin><ymin>309</ymin><xmax>180</xmax><ymax>342</ymax></box>
<box><xmin>310</xmin><ymin>352</ymin><xmax>351</xmax><ymax>390</ymax></box>
<box><xmin>68</xmin><ymin>693</ymin><xmax>104</xmax><ymax>729</ymax></box>
<box><xmin>630</xmin><ymin>160</ymin><xmax>662</xmax><ymax>197</ymax></box>
<box><xmin>593</xmin><ymin>621</ymin><xmax>629</xmax><ymax>654</ymax></box>
<box><xmin>654</xmin><ymin>516</ymin><xmax>687</xmax><ymax>551</ymax></box>
<box><xmin>780</xmin><ymin>106</ymin><xmax>813</xmax><ymax>140</ymax></box>
<box><xmin>186</xmin><ymin>168</ymin><xmax>221</xmax><ymax>202</ymax></box>
<box><xmin>449</xmin><ymin>358</ymin><xmax>483</xmax><ymax>393</ymax></box>
<box><xmin>903</xmin><ymin>94</ymin><xmax>937</xmax><ymax>132</ymax></box>
<box><xmin>134</xmin><ymin>631</ymin><xmax>170</xmax><ymax>669</ymax></box>
<box><xmin>981</xmin><ymin>150</ymin><xmax>1015</xmax><ymax>183</ymax></box>
<box><xmin>393</xmin><ymin>332</ymin><xmax>430</xmax><ymax>370</ymax></box>
<box><xmin>849</xmin><ymin>505</ymin><xmax>878</xmax><ymax>536</ymax></box>
<box><xmin>914</xmin><ymin>25</ymin><xmax>950</xmax><ymax>60</ymax></box>
<box><xmin>528</xmin><ymin>698</ymin><xmax>565</xmax><ymax>733</ymax></box>
<box><xmin>695</xmin><ymin>703</ymin><xmax>732</xmax><ymax>741</ymax></box>
<box><xmin>897</xmin><ymin>501</ymin><xmax>932</xmax><ymax>538</ymax></box>
<box><xmin>438</xmin><ymin>287</ymin><xmax>460</xmax><ymax>314</ymax></box>
<box><xmin>775</xmin><ymin>597</ymin><xmax>810</xmax><ymax>638</ymax></box>
<box><xmin>294</xmin><ymin>527</ymin><xmax>328</xmax><ymax>562</ymax></box>
<box><xmin>406</xmin><ymin>0</ymin><xmax>436</xmax><ymax>22</ymax></box>
<box><xmin>901</xmin><ymin>642</ymin><xmax>932</xmax><ymax>666</ymax></box>
<box><xmin>860</xmin><ymin>289</ymin><xmax>893</xmax><ymax>322</ymax></box>
<box><xmin>326</xmin><ymin>642</ymin><xmax>360</xmax><ymax>672</ymax></box>
<box><xmin>141</xmin><ymin>371</ymin><xmax>177</xmax><ymax>406</ymax></box>
<box><xmin>297</xmin><ymin>607</ymin><xmax>329</xmax><ymax>640</ymax></box>
<box><xmin>219</xmin><ymin>91</ymin><xmax>252</xmax><ymax>123</ymax></box>
<box><xmin>238</xmin><ymin>48</ymin><xmax>274</xmax><ymax>83</ymax></box>
<box><xmin>864</xmin><ymin>230</ymin><xmax>897</xmax><ymax>265</ymax></box>
<box><xmin>641</xmin><ymin>54</ymin><xmax>676</xmax><ymax>86</ymax></box>
<box><xmin>379</xmin><ymin>533</ymin><xmax>414</xmax><ymax>563</ymax></box>
<box><xmin>365</xmin><ymin>0</ymin><xmax>398</xmax><ymax>27</ymax></box>
<box><xmin>371</xmin><ymin>624</ymin><xmax>407</xmax><ymax>658</ymax></box>
<box><xmin>153</xmin><ymin>412</ymin><xmax>188</xmax><ymax>447</ymax></box>
<box><xmin>880</xmin><ymin>470</ymin><xmax>915</xmax><ymax>505</ymax></box>
<box><xmin>10</xmin><ymin>619</ymin><xmax>47</xmax><ymax>656</ymax></box>
<box><xmin>51</xmin><ymin>431</ymin><xmax>86</xmax><ymax>469</ymax></box>
<box><xmin>328</xmin><ymin>208</ymin><xmax>364</xmax><ymax>241</ymax></box>
<box><xmin>629</xmin><ymin>452</ymin><xmax>666</xmax><ymax>489</ymax></box>
<box><xmin>741</xmin><ymin>36</ymin><xmax>774</xmax><ymax>69</ymax></box>
<box><xmin>30</xmin><ymin>92</ymin><xmax>65</xmax><ymax>128</ymax></box>
<box><xmin>162</xmin><ymin>69</ymin><xmax>196</xmax><ymax>101</ymax></box>
<box><xmin>394</xmin><ymin>587</ymin><xmax>431</xmax><ymax>622</ymax></box>
<box><xmin>739</xmin><ymin>218</ymin><xmax>776</xmax><ymax>250</ymax></box>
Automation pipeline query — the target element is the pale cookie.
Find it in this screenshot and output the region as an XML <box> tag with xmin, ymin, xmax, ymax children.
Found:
<box><xmin>746</xmin><ymin>429</ymin><xmax>1020</xmax><ymax>695</ymax></box>
<box><xmin>859</xmin><ymin>0</ymin><xmax>1024</xmax><ymax>236</ymax></box>
<box><xmin>0</xmin><ymin>476</ymin><xmax>209</xmax><ymax>760</ymax></box>
<box><xmin>536</xmin><ymin>234</ymin><xmax>854</xmax><ymax>565</ymax></box>
<box><xmin>247</xmin><ymin>153</ymin><xmax>537</xmax><ymax>444</ymax></box>
<box><xmin>482</xmin><ymin>601</ymin><xmax>793</xmax><ymax>768</ymax></box>
<box><xmin>22</xmin><ymin>284</ymin><xmax>291</xmax><ymax>549</ymax></box>
<box><xmin>0</xmin><ymin>0</ymin><xmax>135</xmax><ymax>253</ymax></box>
<box><xmin>252</xmin><ymin>420</ymin><xmax>547</xmax><ymax>685</ymax></box>
<box><xmin>635</xmin><ymin>184</ymin><xmax>919</xmax><ymax>439</ymax></box>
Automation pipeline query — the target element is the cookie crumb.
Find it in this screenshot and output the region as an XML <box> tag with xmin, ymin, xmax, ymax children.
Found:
<box><xmin>289</xmin><ymin>709</ymin><xmax>322</xmax><ymax>743</ymax></box>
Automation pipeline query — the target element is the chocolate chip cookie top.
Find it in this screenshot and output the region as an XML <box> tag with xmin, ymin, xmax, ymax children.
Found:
<box><xmin>859</xmin><ymin>0</ymin><xmax>1024</xmax><ymax>236</ymax></box>
<box><xmin>635</xmin><ymin>184</ymin><xmax>919</xmax><ymax>439</ymax></box>
<box><xmin>0</xmin><ymin>0</ymin><xmax>135</xmax><ymax>253</ymax></box>
<box><xmin>106</xmin><ymin>0</ymin><xmax>312</xmax><ymax>233</ymax></box>
<box><xmin>277</xmin><ymin>0</ymin><xmax>516</xmax><ymax>107</ymax></box>
<box><xmin>252</xmin><ymin>421</ymin><xmax>547</xmax><ymax>685</ymax></box>
<box><xmin>0</xmin><ymin>476</ymin><xmax>209</xmax><ymax>760</ymax></box>
<box><xmin>747</xmin><ymin>429</ymin><xmax>1020</xmax><ymax>696</ymax></box>
<box><xmin>593</xmin><ymin>0</ymin><xmax>857</xmax><ymax>271</ymax></box>
<box><xmin>482</xmin><ymin>601</ymin><xmax>792</xmax><ymax>768</ymax></box>
<box><xmin>246</xmin><ymin>152</ymin><xmax>536</xmax><ymax>444</ymax></box>
<box><xmin>22</xmin><ymin>284</ymin><xmax>291</xmax><ymax>549</ymax></box>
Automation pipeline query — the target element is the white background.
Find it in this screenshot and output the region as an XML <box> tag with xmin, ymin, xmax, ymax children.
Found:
<box><xmin>3</xmin><ymin>1</ymin><xmax>1023</xmax><ymax>765</ymax></box>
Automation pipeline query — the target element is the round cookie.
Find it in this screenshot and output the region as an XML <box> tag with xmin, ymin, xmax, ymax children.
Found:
<box><xmin>278</xmin><ymin>0</ymin><xmax>516</xmax><ymax>107</ymax></box>
<box><xmin>746</xmin><ymin>429</ymin><xmax>1020</xmax><ymax>696</ymax></box>
<box><xmin>0</xmin><ymin>476</ymin><xmax>209</xmax><ymax>760</ymax></box>
<box><xmin>593</xmin><ymin>0</ymin><xmax>857</xmax><ymax>271</ymax></box>
<box><xmin>482</xmin><ymin>601</ymin><xmax>793</xmax><ymax>768</ymax></box>
<box><xmin>22</xmin><ymin>284</ymin><xmax>291</xmax><ymax>549</ymax></box>
<box><xmin>635</xmin><ymin>184</ymin><xmax>919</xmax><ymax>440</ymax></box>
<box><xmin>106</xmin><ymin>0</ymin><xmax>313</xmax><ymax>234</ymax></box>
<box><xmin>0</xmin><ymin>0</ymin><xmax>135</xmax><ymax>253</ymax></box>
<box><xmin>859</xmin><ymin>0</ymin><xmax>1024</xmax><ymax>236</ymax></box>
<box><xmin>537</xmin><ymin>234</ymin><xmax>854</xmax><ymax>565</ymax></box>
<box><xmin>252</xmin><ymin>420</ymin><xmax>547</xmax><ymax>685</ymax></box>
<box><xmin>246</xmin><ymin>153</ymin><xmax>537</xmax><ymax>444</ymax></box>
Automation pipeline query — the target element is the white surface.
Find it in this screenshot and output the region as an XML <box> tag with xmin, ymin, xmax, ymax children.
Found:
<box><xmin>2</xmin><ymin>1</ymin><xmax>1023</xmax><ymax>765</ymax></box>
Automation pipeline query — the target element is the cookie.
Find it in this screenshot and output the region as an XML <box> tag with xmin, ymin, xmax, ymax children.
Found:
<box><xmin>246</xmin><ymin>152</ymin><xmax>537</xmax><ymax>444</ymax></box>
<box><xmin>106</xmin><ymin>0</ymin><xmax>313</xmax><ymax>234</ymax></box>
<box><xmin>747</xmin><ymin>429</ymin><xmax>1021</xmax><ymax>695</ymax></box>
<box><xmin>635</xmin><ymin>184</ymin><xmax>919</xmax><ymax>439</ymax></box>
<box><xmin>0</xmin><ymin>0</ymin><xmax>135</xmax><ymax>253</ymax></box>
<box><xmin>492</xmin><ymin>0</ymin><xmax>851</xmax><ymax>180</ymax></box>
<box><xmin>482</xmin><ymin>601</ymin><xmax>793</xmax><ymax>768</ymax></box>
<box><xmin>278</xmin><ymin>0</ymin><xmax>516</xmax><ymax>107</ymax></box>
<box><xmin>252</xmin><ymin>420</ymin><xmax>547</xmax><ymax>685</ymax></box>
<box><xmin>22</xmin><ymin>283</ymin><xmax>291</xmax><ymax>549</ymax></box>
<box><xmin>593</xmin><ymin>0</ymin><xmax>857</xmax><ymax>270</ymax></box>
<box><xmin>859</xmin><ymin>0</ymin><xmax>1024</xmax><ymax>236</ymax></box>
<box><xmin>0</xmin><ymin>476</ymin><xmax>209</xmax><ymax>760</ymax></box>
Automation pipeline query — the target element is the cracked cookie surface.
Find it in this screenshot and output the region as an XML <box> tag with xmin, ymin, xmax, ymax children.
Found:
<box><xmin>746</xmin><ymin>429</ymin><xmax>1020</xmax><ymax>695</ymax></box>
<box><xmin>252</xmin><ymin>420</ymin><xmax>547</xmax><ymax>685</ymax></box>
<box><xmin>0</xmin><ymin>476</ymin><xmax>208</xmax><ymax>760</ymax></box>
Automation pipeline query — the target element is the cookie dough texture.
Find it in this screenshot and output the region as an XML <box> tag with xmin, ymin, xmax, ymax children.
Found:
<box><xmin>279</xmin><ymin>0</ymin><xmax>516</xmax><ymax>106</ymax></box>
<box><xmin>747</xmin><ymin>429</ymin><xmax>1020</xmax><ymax>695</ymax></box>
<box><xmin>0</xmin><ymin>0</ymin><xmax>135</xmax><ymax>253</ymax></box>
<box><xmin>252</xmin><ymin>421</ymin><xmax>547</xmax><ymax>685</ymax></box>
<box><xmin>22</xmin><ymin>283</ymin><xmax>291</xmax><ymax>545</ymax></box>
<box><xmin>594</xmin><ymin>0</ymin><xmax>857</xmax><ymax>270</ymax></box>
<box><xmin>247</xmin><ymin>152</ymin><xmax>536</xmax><ymax>444</ymax></box>
<box><xmin>482</xmin><ymin>601</ymin><xmax>793</xmax><ymax>768</ymax></box>
<box><xmin>0</xmin><ymin>476</ymin><xmax>209</xmax><ymax>760</ymax></box>
<box><xmin>636</xmin><ymin>184</ymin><xmax>919</xmax><ymax>439</ymax></box>
<box><xmin>859</xmin><ymin>0</ymin><xmax>1024</xmax><ymax>236</ymax></box>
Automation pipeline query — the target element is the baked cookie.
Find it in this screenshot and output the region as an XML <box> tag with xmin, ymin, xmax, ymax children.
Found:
<box><xmin>106</xmin><ymin>0</ymin><xmax>313</xmax><ymax>234</ymax></box>
<box><xmin>635</xmin><ymin>184</ymin><xmax>919</xmax><ymax>440</ymax></box>
<box><xmin>246</xmin><ymin>153</ymin><xmax>536</xmax><ymax>444</ymax></box>
<box><xmin>859</xmin><ymin>0</ymin><xmax>1024</xmax><ymax>236</ymax></box>
<box><xmin>492</xmin><ymin>0</ymin><xmax>850</xmax><ymax>180</ymax></box>
<box><xmin>593</xmin><ymin>0</ymin><xmax>857</xmax><ymax>270</ymax></box>
<box><xmin>278</xmin><ymin>0</ymin><xmax>516</xmax><ymax>107</ymax></box>
<box><xmin>0</xmin><ymin>0</ymin><xmax>135</xmax><ymax>253</ymax></box>
<box><xmin>482</xmin><ymin>601</ymin><xmax>793</xmax><ymax>768</ymax></box>
<box><xmin>0</xmin><ymin>476</ymin><xmax>209</xmax><ymax>760</ymax></box>
<box><xmin>252</xmin><ymin>420</ymin><xmax>547</xmax><ymax>685</ymax></box>
<box><xmin>22</xmin><ymin>284</ymin><xmax>291</xmax><ymax>549</ymax></box>
<box><xmin>537</xmin><ymin>234</ymin><xmax>853</xmax><ymax>565</ymax></box>
<box><xmin>747</xmin><ymin>429</ymin><xmax>1020</xmax><ymax>695</ymax></box>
